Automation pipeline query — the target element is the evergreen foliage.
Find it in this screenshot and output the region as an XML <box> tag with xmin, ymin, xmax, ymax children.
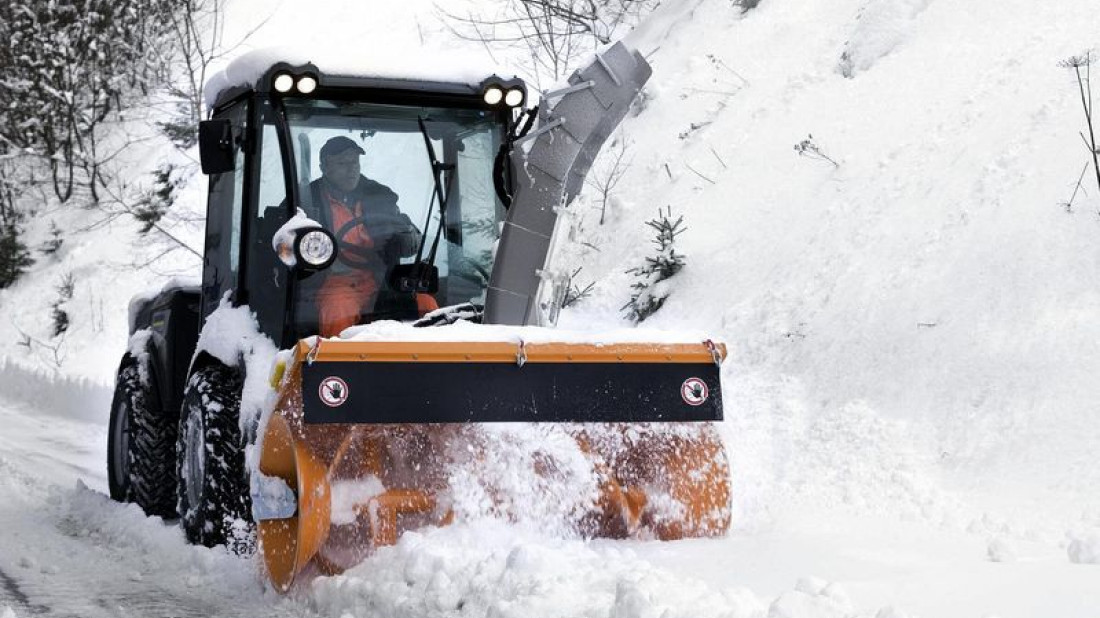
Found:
<box><xmin>622</xmin><ymin>207</ymin><xmax>687</xmax><ymax>323</ymax></box>
<box><xmin>50</xmin><ymin>273</ymin><xmax>75</xmax><ymax>337</ymax></box>
<box><xmin>0</xmin><ymin>0</ymin><xmax>177</xmax><ymax>204</ymax></box>
<box><xmin>40</xmin><ymin>222</ymin><xmax>64</xmax><ymax>256</ymax></box>
<box><xmin>133</xmin><ymin>164</ymin><xmax>182</xmax><ymax>233</ymax></box>
<box><xmin>0</xmin><ymin>221</ymin><xmax>34</xmax><ymax>290</ymax></box>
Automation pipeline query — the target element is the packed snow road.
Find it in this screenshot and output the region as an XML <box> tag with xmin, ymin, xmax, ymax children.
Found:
<box><xmin>0</xmin><ymin>366</ymin><xmax>320</xmax><ymax>618</ymax></box>
<box><xmin>2</xmin><ymin>360</ymin><xmax>1099</xmax><ymax>618</ymax></box>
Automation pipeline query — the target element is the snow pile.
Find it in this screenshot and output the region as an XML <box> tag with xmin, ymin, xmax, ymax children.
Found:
<box><xmin>986</xmin><ymin>538</ymin><xmax>1017</xmax><ymax>563</ymax></box>
<box><xmin>194</xmin><ymin>297</ymin><xmax>281</xmax><ymax>428</ymax></box>
<box><xmin>769</xmin><ymin>577</ymin><xmax>856</xmax><ymax>618</ymax></box>
<box><xmin>311</xmin><ymin>520</ymin><xmax>900</xmax><ymax>618</ymax></box>
<box><xmin>838</xmin><ymin>0</ymin><xmax>932</xmax><ymax>77</ymax></box>
<box><xmin>1066</xmin><ymin>534</ymin><xmax>1100</xmax><ymax>565</ymax></box>
<box><xmin>0</xmin><ymin>358</ymin><xmax>111</xmax><ymax>424</ymax></box>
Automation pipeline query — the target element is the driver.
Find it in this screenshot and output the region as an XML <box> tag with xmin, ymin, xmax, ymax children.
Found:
<box><xmin>307</xmin><ymin>136</ymin><xmax>422</xmax><ymax>336</ymax></box>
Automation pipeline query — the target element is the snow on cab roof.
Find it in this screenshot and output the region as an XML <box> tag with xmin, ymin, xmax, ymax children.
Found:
<box><xmin>205</xmin><ymin>46</ymin><xmax>519</xmax><ymax>109</ymax></box>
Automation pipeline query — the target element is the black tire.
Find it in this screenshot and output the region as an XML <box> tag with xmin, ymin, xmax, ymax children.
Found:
<box><xmin>177</xmin><ymin>363</ymin><xmax>252</xmax><ymax>549</ymax></box>
<box><xmin>107</xmin><ymin>362</ymin><xmax>178</xmax><ymax>518</ymax></box>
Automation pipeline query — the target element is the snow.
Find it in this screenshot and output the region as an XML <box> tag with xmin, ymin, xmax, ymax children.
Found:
<box><xmin>270</xmin><ymin>208</ymin><xmax>320</xmax><ymax>268</ymax></box>
<box><xmin>194</xmin><ymin>297</ymin><xmax>281</xmax><ymax>439</ymax></box>
<box><xmin>126</xmin><ymin>277</ymin><xmax>200</xmax><ymax>333</ymax></box>
<box><xmin>339</xmin><ymin>318</ymin><xmax>716</xmax><ymax>346</ymax></box>
<box><xmin>1067</xmin><ymin>534</ymin><xmax>1100</xmax><ymax>565</ymax></box>
<box><xmin>204</xmin><ymin>40</ymin><xmax>518</xmax><ymax>109</ymax></box>
<box><xmin>2</xmin><ymin>0</ymin><xmax>1100</xmax><ymax>616</ymax></box>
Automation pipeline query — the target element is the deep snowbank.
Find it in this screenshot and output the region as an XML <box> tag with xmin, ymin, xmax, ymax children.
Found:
<box><xmin>0</xmin><ymin>358</ymin><xmax>111</xmax><ymax>424</ymax></box>
<box><xmin>560</xmin><ymin>0</ymin><xmax>1100</xmax><ymax>534</ymax></box>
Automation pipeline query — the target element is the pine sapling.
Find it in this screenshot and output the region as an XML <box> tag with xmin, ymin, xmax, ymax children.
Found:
<box><xmin>50</xmin><ymin>273</ymin><xmax>75</xmax><ymax>337</ymax></box>
<box><xmin>39</xmin><ymin>221</ymin><xmax>64</xmax><ymax>256</ymax></box>
<box><xmin>0</xmin><ymin>221</ymin><xmax>34</xmax><ymax>289</ymax></box>
<box><xmin>622</xmin><ymin>207</ymin><xmax>687</xmax><ymax>323</ymax></box>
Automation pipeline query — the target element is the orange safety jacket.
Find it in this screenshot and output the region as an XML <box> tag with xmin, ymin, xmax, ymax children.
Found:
<box><xmin>318</xmin><ymin>190</ymin><xmax>378</xmax><ymax>337</ymax></box>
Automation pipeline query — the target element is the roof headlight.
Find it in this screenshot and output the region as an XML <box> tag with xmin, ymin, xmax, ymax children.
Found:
<box><xmin>483</xmin><ymin>86</ymin><xmax>504</xmax><ymax>105</ymax></box>
<box><xmin>273</xmin><ymin>73</ymin><xmax>294</xmax><ymax>93</ymax></box>
<box><xmin>297</xmin><ymin>75</ymin><xmax>317</xmax><ymax>94</ymax></box>
<box><xmin>504</xmin><ymin>88</ymin><xmax>525</xmax><ymax>107</ymax></box>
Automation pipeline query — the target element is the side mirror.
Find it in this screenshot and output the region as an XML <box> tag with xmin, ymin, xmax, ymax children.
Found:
<box><xmin>198</xmin><ymin>119</ymin><xmax>237</xmax><ymax>175</ymax></box>
<box><xmin>389</xmin><ymin>263</ymin><xmax>439</xmax><ymax>294</ymax></box>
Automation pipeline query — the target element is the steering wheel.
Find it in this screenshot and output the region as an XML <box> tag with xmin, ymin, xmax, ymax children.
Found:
<box><xmin>332</xmin><ymin>214</ymin><xmax>418</xmax><ymax>271</ymax></box>
<box><xmin>332</xmin><ymin>218</ymin><xmax>379</xmax><ymax>270</ymax></box>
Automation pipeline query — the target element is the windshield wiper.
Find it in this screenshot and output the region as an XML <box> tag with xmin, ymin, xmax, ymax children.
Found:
<box><xmin>390</xmin><ymin>117</ymin><xmax>453</xmax><ymax>295</ymax></box>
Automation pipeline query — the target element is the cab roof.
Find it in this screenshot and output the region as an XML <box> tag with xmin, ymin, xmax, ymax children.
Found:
<box><xmin>204</xmin><ymin>47</ymin><xmax>521</xmax><ymax>111</ymax></box>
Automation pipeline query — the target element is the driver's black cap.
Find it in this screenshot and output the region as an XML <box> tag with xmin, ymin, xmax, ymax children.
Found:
<box><xmin>320</xmin><ymin>136</ymin><xmax>366</xmax><ymax>160</ymax></box>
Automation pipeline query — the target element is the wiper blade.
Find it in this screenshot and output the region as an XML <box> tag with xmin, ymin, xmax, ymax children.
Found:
<box><xmin>413</xmin><ymin>117</ymin><xmax>454</xmax><ymax>270</ymax></box>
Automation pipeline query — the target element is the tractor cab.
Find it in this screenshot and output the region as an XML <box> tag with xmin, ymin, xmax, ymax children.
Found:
<box><xmin>198</xmin><ymin>62</ymin><xmax>526</xmax><ymax>346</ymax></box>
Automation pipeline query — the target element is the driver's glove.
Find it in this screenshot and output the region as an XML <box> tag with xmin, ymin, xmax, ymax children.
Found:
<box><xmin>375</xmin><ymin>213</ymin><xmax>421</xmax><ymax>258</ymax></box>
<box><xmin>392</xmin><ymin>221</ymin><xmax>421</xmax><ymax>258</ymax></box>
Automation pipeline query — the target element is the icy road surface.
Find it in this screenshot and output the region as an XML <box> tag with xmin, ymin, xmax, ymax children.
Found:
<box><xmin>1</xmin><ymin>364</ymin><xmax>1098</xmax><ymax>618</ymax></box>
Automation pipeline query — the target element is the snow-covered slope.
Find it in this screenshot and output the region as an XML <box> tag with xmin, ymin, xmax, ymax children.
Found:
<box><xmin>2</xmin><ymin>0</ymin><xmax>1100</xmax><ymax>616</ymax></box>
<box><xmin>562</xmin><ymin>0</ymin><xmax>1100</xmax><ymax>531</ymax></box>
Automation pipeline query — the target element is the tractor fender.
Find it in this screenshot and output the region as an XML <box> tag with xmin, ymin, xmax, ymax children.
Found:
<box><xmin>119</xmin><ymin>340</ymin><xmax>165</xmax><ymax>418</ymax></box>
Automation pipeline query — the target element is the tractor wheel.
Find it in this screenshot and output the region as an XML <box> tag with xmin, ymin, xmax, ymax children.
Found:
<box><xmin>177</xmin><ymin>363</ymin><xmax>252</xmax><ymax>550</ymax></box>
<box><xmin>107</xmin><ymin>362</ymin><xmax>178</xmax><ymax>518</ymax></box>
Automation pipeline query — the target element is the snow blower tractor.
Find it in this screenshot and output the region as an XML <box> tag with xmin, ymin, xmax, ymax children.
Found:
<box><xmin>107</xmin><ymin>42</ymin><xmax>730</xmax><ymax>592</ymax></box>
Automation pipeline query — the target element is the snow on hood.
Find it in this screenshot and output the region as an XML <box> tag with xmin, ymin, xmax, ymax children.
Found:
<box><xmin>205</xmin><ymin>45</ymin><xmax>519</xmax><ymax>109</ymax></box>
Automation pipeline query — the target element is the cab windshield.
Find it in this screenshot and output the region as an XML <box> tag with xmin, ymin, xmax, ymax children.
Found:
<box><xmin>254</xmin><ymin>97</ymin><xmax>507</xmax><ymax>338</ymax></box>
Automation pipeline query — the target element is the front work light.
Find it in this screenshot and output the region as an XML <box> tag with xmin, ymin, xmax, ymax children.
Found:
<box><xmin>296</xmin><ymin>228</ymin><xmax>336</xmax><ymax>269</ymax></box>
<box><xmin>273</xmin><ymin>73</ymin><xmax>294</xmax><ymax>93</ymax></box>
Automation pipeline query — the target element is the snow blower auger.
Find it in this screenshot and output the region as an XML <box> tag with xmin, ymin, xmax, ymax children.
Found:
<box><xmin>255</xmin><ymin>338</ymin><xmax>730</xmax><ymax>592</ymax></box>
<box><xmin>106</xmin><ymin>40</ymin><xmax>732</xmax><ymax>594</ymax></box>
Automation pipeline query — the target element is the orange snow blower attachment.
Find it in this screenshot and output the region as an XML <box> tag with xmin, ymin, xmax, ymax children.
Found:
<box><xmin>254</xmin><ymin>338</ymin><xmax>731</xmax><ymax>592</ymax></box>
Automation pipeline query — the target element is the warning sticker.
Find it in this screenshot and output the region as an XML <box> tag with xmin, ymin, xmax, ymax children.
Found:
<box><xmin>681</xmin><ymin>377</ymin><xmax>709</xmax><ymax>406</ymax></box>
<box><xmin>318</xmin><ymin>376</ymin><xmax>350</xmax><ymax>407</ymax></box>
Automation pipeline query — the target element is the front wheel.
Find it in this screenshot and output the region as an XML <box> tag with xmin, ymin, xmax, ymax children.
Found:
<box><xmin>177</xmin><ymin>363</ymin><xmax>252</xmax><ymax>549</ymax></box>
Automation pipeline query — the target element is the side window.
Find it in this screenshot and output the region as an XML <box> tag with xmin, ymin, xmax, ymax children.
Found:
<box><xmin>200</xmin><ymin>101</ymin><xmax>247</xmax><ymax>321</ymax></box>
<box><xmin>447</xmin><ymin>128</ymin><xmax>502</xmax><ymax>304</ymax></box>
<box><xmin>245</xmin><ymin>114</ymin><xmax>290</xmax><ymax>342</ymax></box>
<box><xmin>258</xmin><ymin>122</ymin><xmax>287</xmax><ymax>211</ymax></box>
